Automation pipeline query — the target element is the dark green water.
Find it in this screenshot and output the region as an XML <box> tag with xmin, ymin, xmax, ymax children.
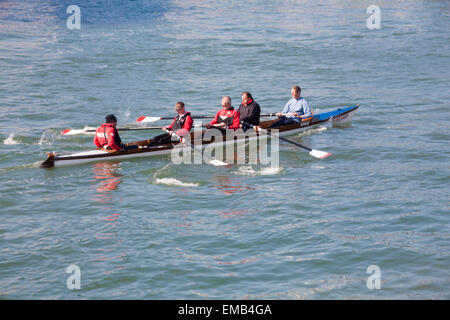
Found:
<box><xmin>0</xmin><ymin>0</ymin><xmax>449</xmax><ymax>299</ymax></box>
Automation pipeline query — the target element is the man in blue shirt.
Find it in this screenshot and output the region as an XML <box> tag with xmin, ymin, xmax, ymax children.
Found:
<box><xmin>269</xmin><ymin>85</ymin><xmax>312</xmax><ymax>128</ymax></box>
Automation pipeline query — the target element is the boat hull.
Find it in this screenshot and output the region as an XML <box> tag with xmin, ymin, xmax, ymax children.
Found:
<box><xmin>40</xmin><ymin>104</ymin><xmax>359</xmax><ymax>168</ymax></box>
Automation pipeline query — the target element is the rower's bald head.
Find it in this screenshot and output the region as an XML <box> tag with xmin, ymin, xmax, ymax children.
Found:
<box><xmin>221</xmin><ymin>96</ymin><xmax>231</xmax><ymax>109</ymax></box>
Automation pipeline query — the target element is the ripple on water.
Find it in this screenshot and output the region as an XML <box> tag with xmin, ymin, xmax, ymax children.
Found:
<box><xmin>0</xmin><ymin>0</ymin><xmax>449</xmax><ymax>300</ymax></box>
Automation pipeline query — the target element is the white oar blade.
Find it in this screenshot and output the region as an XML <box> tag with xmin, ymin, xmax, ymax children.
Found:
<box><xmin>209</xmin><ymin>159</ymin><xmax>229</xmax><ymax>167</ymax></box>
<box><xmin>61</xmin><ymin>129</ymin><xmax>87</xmax><ymax>135</ymax></box>
<box><xmin>309</xmin><ymin>149</ymin><xmax>332</xmax><ymax>159</ymax></box>
<box><xmin>136</xmin><ymin>116</ymin><xmax>162</xmax><ymax>123</ymax></box>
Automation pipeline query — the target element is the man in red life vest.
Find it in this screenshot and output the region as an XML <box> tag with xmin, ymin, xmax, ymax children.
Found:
<box><xmin>205</xmin><ymin>96</ymin><xmax>240</xmax><ymax>134</ymax></box>
<box><xmin>147</xmin><ymin>101</ymin><xmax>193</xmax><ymax>147</ymax></box>
<box><xmin>94</xmin><ymin>114</ymin><xmax>126</xmax><ymax>151</ymax></box>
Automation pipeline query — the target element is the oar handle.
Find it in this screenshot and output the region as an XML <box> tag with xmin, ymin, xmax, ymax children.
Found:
<box><xmin>159</xmin><ymin>115</ymin><xmax>214</xmax><ymax>120</ymax></box>
<box><xmin>141</xmin><ymin>113</ymin><xmax>279</xmax><ymax>122</ymax></box>
<box><xmin>61</xmin><ymin>126</ymin><xmax>162</xmax><ymax>135</ymax></box>
<box><xmin>260</xmin><ymin>113</ymin><xmax>308</xmax><ymax>118</ymax></box>
<box><xmin>165</xmin><ymin>129</ymin><xmax>181</xmax><ymax>141</ymax></box>
<box><xmin>117</xmin><ymin>126</ymin><xmax>162</xmax><ymax>131</ymax></box>
<box><xmin>260</xmin><ymin>113</ymin><xmax>277</xmax><ymax>117</ymax></box>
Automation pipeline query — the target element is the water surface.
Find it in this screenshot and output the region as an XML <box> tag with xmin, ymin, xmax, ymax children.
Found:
<box><xmin>0</xmin><ymin>0</ymin><xmax>449</xmax><ymax>299</ymax></box>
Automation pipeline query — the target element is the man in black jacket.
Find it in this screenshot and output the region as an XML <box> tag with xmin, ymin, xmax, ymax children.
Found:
<box><xmin>238</xmin><ymin>91</ymin><xmax>261</xmax><ymax>131</ymax></box>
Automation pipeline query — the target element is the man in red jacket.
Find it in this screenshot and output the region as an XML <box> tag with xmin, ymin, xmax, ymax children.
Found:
<box><xmin>147</xmin><ymin>101</ymin><xmax>193</xmax><ymax>147</ymax></box>
<box><xmin>205</xmin><ymin>96</ymin><xmax>240</xmax><ymax>134</ymax></box>
<box><xmin>94</xmin><ymin>114</ymin><xmax>125</xmax><ymax>151</ymax></box>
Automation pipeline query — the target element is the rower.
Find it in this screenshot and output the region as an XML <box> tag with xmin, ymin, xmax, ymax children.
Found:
<box><xmin>238</xmin><ymin>91</ymin><xmax>261</xmax><ymax>131</ymax></box>
<box><xmin>204</xmin><ymin>96</ymin><xmax>240</xmax><ymax>134</ymax></box>
<box><xmin>94</xmin><ymin>114</ymin><xmax>136</xmax><ymax>151</ymax></box>
<box><xmin>269</xmin><ymin>85</ymin><xmax>312</xmax><ymax>128</ymax></box>
<box><xmin>147</xmin><ymin>101</ymin><xmax>193</xmax><ymax>147</ymax></box>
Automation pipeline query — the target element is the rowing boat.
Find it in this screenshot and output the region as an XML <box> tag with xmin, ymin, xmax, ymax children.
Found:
<box><xmin>40</xmin><ymin>104</ymin><xmax>359</xmax><ymax>168</ymax></box>
<box><xmin>40</xmin><ymin>105</ymin><xmax>358</xmax><ymax>168</ymax></box>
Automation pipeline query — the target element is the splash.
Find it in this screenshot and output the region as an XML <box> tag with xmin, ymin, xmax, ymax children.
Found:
<box><xmin>38</xmin><ymin>130</ymin><xmax>58</xmax><ymax>145</ymax></box>
<box><xmin>296</xmin><ymin>125</ymin><xmax>328</xmax><ymax>137</ymax></box>
<box><xmin>315</xmin><ymin>126</ymin><xmax>328</xmax><ymax>132</ymax></box>
<box><xmin>120</xmin><ymin>106</ymin><xmax>132</xmax><ymax>124</ymax></box>
<box><xmin>124</xmin><ymin>109</ymin><xmax>131</xmax><ymax>123</ymax></box>
<box><xmin>3</xmin><ymin>133</ymin><xmax>18</xmax><ymax>145</ymax></box>
<box><xmin>233</xmin><ymin>165</ymin><xmax>283</xmax><ymax>176</ymax></box>
<box><xmin>154</xmin><ymin>178</ymin><xmax>199</xmax><ymax>187</ymax></box>
<box><xmin>331</xmin><ymin>113</ymin><xmax>354</xmax><ymax>128</ymax></box>
<box><xmin>260</xmin><ymin>166</ymin><xmax>284</xmax><ymax>175</ymax></box>
<box><xmin>332</xmin><ymin>112</ymin><xmax>353</xmax><ymax>123</ymax></box>
<box><xmin>151</xmin><ymin>163</ymin><xmax>200</xmax><ymax>187</ymax></box>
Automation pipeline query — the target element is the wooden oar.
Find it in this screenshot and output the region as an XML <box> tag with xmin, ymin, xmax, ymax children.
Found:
<box><xmin>165</xmin><ymin>130</ymin><xmax>229</xmax><ymax>167</ymax></box>
<box><xmin>260</xmin><ymin>113</ymin><xmax>310</xmax><ymax>118</ymax></box>
<box><xmin>137</xmin><ymin>115</ymin><xmax>214</xmax><ymax>123</ymax></box>
<box><xmin>136</xmin><ymin>113</ymin><xmax>287</xmax><ymax>123</ymax></box>
<box><xmin>61</xmin><ymin>126</ymin><xmax>162</xmax><ymax>135</ymax></box>
<box><xmin>241</xmin><ymin>121</ymin><xmax>332</xmax><ymax>159</ymax></box>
